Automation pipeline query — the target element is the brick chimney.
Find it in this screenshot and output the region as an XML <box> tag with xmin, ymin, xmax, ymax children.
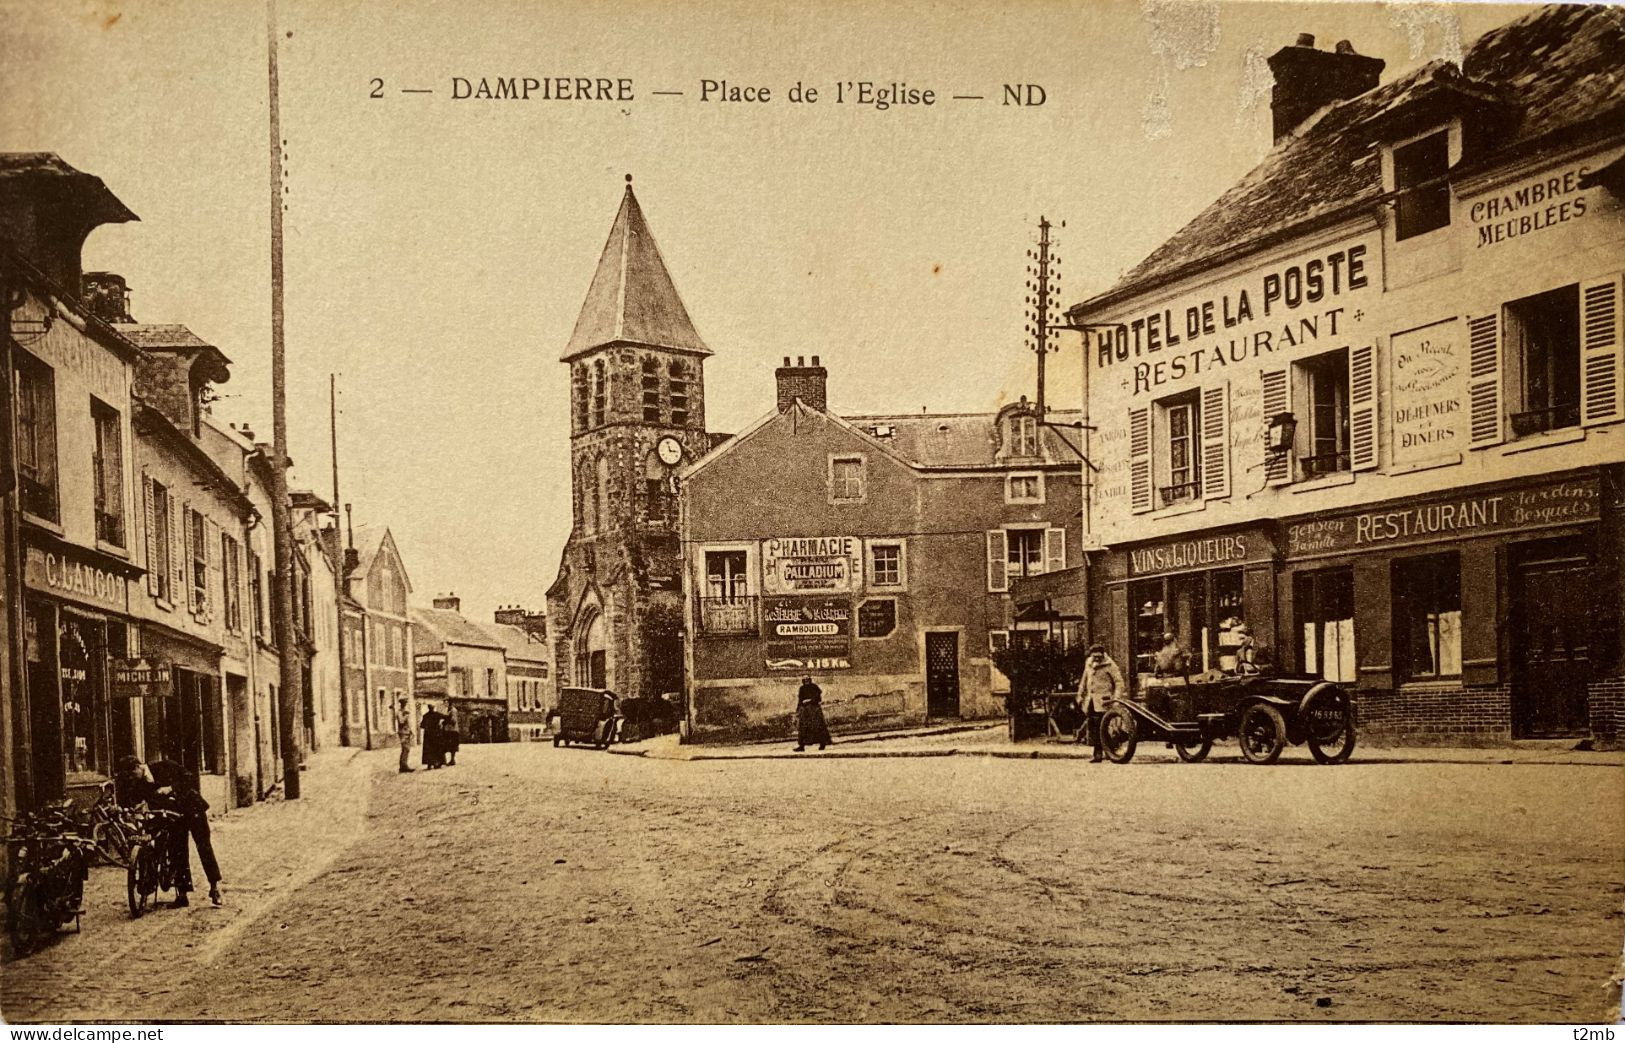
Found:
<box><xmin>493</xmin><ymin>605</ymin><xmax>526</xmax><ymax>626</ymax></box>
<box><xmin>1267</xmin><ymin>35</ymin><xmax>1384</xmax><ymax>144</ymax></box>
<box><xmin>433</xmin><ymin>593</ymin><xmax>461</xmax><ymax>613</ymax></box>
<box><xmin>81</xmin><ymin>272</ymin><xmax>132</xmax><ymax>323</ymax></box>
<box><xmin>495</xmin><ymin>605</ymin><xmax>547</xmax><ymax>640</ymax></box>
<box><xmin>775</xmin><ymin>355</ymin><xmax>827</xmax><ymax>412</ymax></box>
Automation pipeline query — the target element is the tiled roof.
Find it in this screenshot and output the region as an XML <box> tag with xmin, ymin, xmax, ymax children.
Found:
<box><xmin>1082</xmin><ymin>4</ymin><xmax>1625</xmax><ymax>311</ymax></box>
<box><xmin>0</xmin><ymin>152</ymin><xmax>138</xmax><ymax>224</ymax></box>
<box><xmin>481</xmin><ymin>623</ymin><xmax>548</xmax><ymax>664</ymax></box>
<box><xmin>409</xmin><ymin>607</ymin><xmax>503</xmax><ymax>651</ymax></box>
<box><xmin>842</xmin><ymin>410</ymin><xmax>1086</xmax><ymax>468</ymax></box>
<box><xmin>561</xmin><ymin>180</ymin><xmax>711</xmax><ymax>361</ymax></box>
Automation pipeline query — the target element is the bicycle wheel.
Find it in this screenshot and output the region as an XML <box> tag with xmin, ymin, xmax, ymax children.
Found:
<box><xmin>93</xmin><ymin>820</ymin><xmax>133</xmax><ymax>868</ymax></box>
<box><xmin>8</xmin><ymin>875</ymin><xmax>46</xmax><ymax>956</ymax></box>
<box><xmin>126</xmin><ymin>843</ymin><xmax>152</xmax><ymax>919</ymax></box>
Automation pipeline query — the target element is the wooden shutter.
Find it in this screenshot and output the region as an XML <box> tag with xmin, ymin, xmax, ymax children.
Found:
<box><xmin>1467</xmin><ymin>313</ymin><xmax>1503</xmax><ymax>447</ymax></box>
<box><xmin>1128</xmin><ymin>406</ymin><xmax>1152</xmax><ymax>514</ymax></box>
<box><xmin>1199</xmin><ymin>381</ymin><xmax>1230</xmax><ymax>500</ymax></box>
<box><xmin>205</xmin><ymin>517</ymin><xmax>221</xmax><ymax>623</ymax></box>
<box><xmin>1261</xmin><ymin>368</ymin><xmax>1291</xmax><ymax>485</ymax></box>
<box><xmin>170</xmin><ymin>495</ymin><xmax>186</xmax><ymax>610</ymax></box>
<box><xmin>1044</xmin><ymin>528</ymin><xmax>1066</xmax><ymax>575</ymax></box>
<box><xmin>986</xmin><ymin>530</ymin><xmax>1008</xmax><ymax>592</ymax></box>
<box><xmin>143</xmin><ymin>473</ymin><xmax>159</xmax><ymax>596</ymax></box>
<box><xmin>1348</xmin><ymin>342</ymin><xmax>1379</xmax><ymax>471</ymax></box>
<box><xmin>1581</xmin><ymin>275</ymin><xmax>1622</xmax><ymax>426</ymax></box>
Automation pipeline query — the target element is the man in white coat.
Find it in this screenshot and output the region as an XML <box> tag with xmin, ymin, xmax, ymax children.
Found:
<box><xmin>1077</xmin><ymin>644</ymin><xmax>1126</xmax><ymax>763</ymax></box>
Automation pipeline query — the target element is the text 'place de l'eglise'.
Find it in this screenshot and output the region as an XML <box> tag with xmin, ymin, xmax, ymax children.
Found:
<box><xmin>3</xmin><ymin>2</ymin><xmax>1624</xmax><ymax>826</ymax></box>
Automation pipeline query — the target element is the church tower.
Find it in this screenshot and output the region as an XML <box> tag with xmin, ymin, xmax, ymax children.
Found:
<box><xmin>547</xmin><ymin>177</ymin><xmax>715</xmax><ymax>700</ymax></box>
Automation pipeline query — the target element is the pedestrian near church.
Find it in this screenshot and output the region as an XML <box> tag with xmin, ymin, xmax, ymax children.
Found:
<box><xmin>441</xmin><ymin>706</ymin><xmax>461</xmax><ymax>766</ymax></box>
<box><xmin>1077</xmin><ymin>644</ymin><xmax>1125</xmax><ymax>763</ymax></box>
<box><xmin>395</xmin><ymin>698</ymin><xmax>415</xmax><ymax>773</ymax></box>
<box><xmin>420</xmin><ymin>704</ymin><xmax>446</xmax><ymax>769</ymax></box>
<box><xmin>794</xmin><ymin>676</ymin><xmax>831</xmax><ymax>752</ymax></box>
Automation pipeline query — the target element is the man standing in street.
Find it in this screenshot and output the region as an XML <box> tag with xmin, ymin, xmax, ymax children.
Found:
<box><xmin>1077</xmin><ymin>644</ymin><xmax>1126</xmax><ymax>763</ymax></box>
<box><xmin>395</xmin><ymin>698</ymin><xmax>415</xmax><ymax>773</ymax></box>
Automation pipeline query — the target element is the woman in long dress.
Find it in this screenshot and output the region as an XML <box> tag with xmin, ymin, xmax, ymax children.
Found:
<box><xmin>794</xmin><ymin>676</ymin><xmax>831</xmax><ymax>752</ymax></box>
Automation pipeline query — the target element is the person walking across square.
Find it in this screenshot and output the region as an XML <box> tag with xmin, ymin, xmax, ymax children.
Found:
<box><xmin>395</xmin><ymin>698</ymin><xmax>415</xmax><ymax>773</ymax></box>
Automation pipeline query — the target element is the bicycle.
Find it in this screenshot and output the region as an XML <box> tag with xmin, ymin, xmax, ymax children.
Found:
<box><xmin>124</xmin><ymin>809</ymin><xmax>182</xmax><ymax>918</ymax></box>
<box><xmin>4</xmin><ymin>804</ymin><xmax>96</xmax><ymax>956</ymax></box>
<box><xmin>89</xmin><ymin>781</ymin><xmax>138</xmax><ymax>868</ymax></box>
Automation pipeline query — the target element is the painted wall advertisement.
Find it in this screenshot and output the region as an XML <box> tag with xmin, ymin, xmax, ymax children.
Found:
<box><xmin>763</xmin><ymin>597</ymin><xmax>852</xmax><ymax>671</ymax></box>
<box><xmin>1390</xmin><ymin>319</ymin><xmax>1465</xmax><ymax>465</ymax></box>
<box><xmin>763</xmin><ymin>536</ymin><xmax>859</xmax><ymax>594</ymax></box>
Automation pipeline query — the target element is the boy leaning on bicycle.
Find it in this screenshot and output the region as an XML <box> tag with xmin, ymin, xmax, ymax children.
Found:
<box><xmin>114</xmin><ymin>756</ymin><xmax>223</xmax><ymax>908</ymax></box>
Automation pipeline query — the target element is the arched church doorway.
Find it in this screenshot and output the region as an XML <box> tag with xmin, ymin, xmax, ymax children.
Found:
<box><xmin>575</xmin><ymin>605</ymin><xmax>609</xmax><ymax>690</ymax></box>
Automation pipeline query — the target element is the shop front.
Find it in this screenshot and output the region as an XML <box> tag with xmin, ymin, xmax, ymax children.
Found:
<box><xmin>1280</xmin><ymin>469</ymin><xmax>1616</xmax><ymax>741</ymax></box>
<box><xmin>19</xmin><ymin>532</ymin><xmax>142</xmax><ymax>806</ymax></box>
<box><xmin>1100</xmin><ymin>525</ymin><xmax>1279</xmax><ymax>693</ymax></box>
<box><xmin>137</xmin><ymin>625</ymin><xmax>228</xmax><ymax>807</ymax></box>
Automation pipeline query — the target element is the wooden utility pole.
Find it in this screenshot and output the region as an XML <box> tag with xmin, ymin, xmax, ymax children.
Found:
<box><xmin>330</xmin><ymin>374</ymin><xmax>350</xmax><ymax>747</ymax></box>
<box><xmin>268</xmin><ymin>0</ymin><xmax>302</xmax><ymax>798</ymax></box>
<box><xmin>1026</xmin><ymin>217</ymin><xmax>1062</xmax><ymax>416</ymax></box>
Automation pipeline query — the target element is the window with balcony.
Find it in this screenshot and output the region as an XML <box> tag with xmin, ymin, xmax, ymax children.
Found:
<box><xmin>1298</xmin><ymin>348</ymin><xmax>1350</xmax><ymax>476</ymax></box>
<box><xmin>15</xmin><ymin>350</ymin><xmax>58</xmax><ymax>522</ymax></box>
<box><xmin>830</xmin><ymin>455</ymin><xmax>866</xmax><ymax>503</ymax></box>
<box><xmin>700</xmin><ymin>549</ymin><xmax>755</xmax><ymax>634</ymax></box>
<box><xmin>1506</xmin><ymin>284</ymin><xmax>1581</xmax><ymax>438</ymax></box>
<box><xmin>1393</xmin><ymin>131</ymin><xmax>1450</xmax><ymax>241</ymax></box>
<box><xmin>92</xmin><ymin>399</ymin><xmax>124</xmax><ymax>546</ymax></box>
<box><xmin>1156</xmin><ymin>391</ymin><xmax>1201</xmax><ymax>506</ymax></box>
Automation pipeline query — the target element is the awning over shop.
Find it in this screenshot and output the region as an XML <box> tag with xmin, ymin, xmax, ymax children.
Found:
<box><xmin>1011</xmin><ymin>565</ymin><xmax>1088</xmax><ymax>618</ymax></box>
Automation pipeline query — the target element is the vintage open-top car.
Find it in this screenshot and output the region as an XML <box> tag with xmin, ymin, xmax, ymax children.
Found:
<box><xmin>1099</xmin><ymin>672</ymin><xmax>1356</xmax><ymax>765</ymax></box>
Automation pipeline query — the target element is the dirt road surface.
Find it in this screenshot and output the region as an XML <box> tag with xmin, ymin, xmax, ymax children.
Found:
<box><xmin>5</xmin><ymin>743</ymin><xmax>1621</xmax><ymax>1023</ymax></box>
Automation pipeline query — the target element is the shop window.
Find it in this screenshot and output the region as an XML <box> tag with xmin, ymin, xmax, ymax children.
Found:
<box><xmin>92</xmin><ymin>398</ymin><xmax>125</xmax><ymax>546</ymax></box>
<box><xmin>869</xmin><ymin>541</ymin><xmax>905</xmax><ymax>587</ymax></box>
<box><xmin>669</xmin><ymin>361</ymin><xmax>690</xmax><ymax>427</ymax></box>
<box><xmin>1296</xmin><ymin>349</ymin><xmax>1350</xmax><ymax>476</ymax></box>
<box><xmin>1006</xmin><ymin>472</ymin><xmax>1044</xmax><ymax>504</ymax></box>
<box><xmin>59</xmin><ymin>614</ymin><xmax>109</xmax><ymax>776</ymax></box>
<box><xmin>1007</xmin><ymin>414</ymin><xmax>1038</xmax><ymax>457</ymax></box>
<box><xmin>1505</xmin><ymin>284</ymin><xmax>1581</xmax><ymax>437</ymax></box>
<box><xmin>15</xmin><ymin>350</ymin><xmax>58</xmax><ymax>522</ymax></box>
<box><xmin>1393</xmin><ymin>131</ymin><xmax>1450</xmax><ymax>241</ymax></box>
<box><xmin>830</xmin><ymin>455</ymin><xmax>866</xmax><ymax>503</ymax></box>
<box><xmin>150</xmin><ymin>479</ymin><xmax>174</xmax><ymax>603</ymax></box>
<box><xmin>1295</xmin><ymin>568</ymin><xmax>1356</xmax><ymax>683</ymax></box>
<box><xmin>1393</xmin><ymin>552</ymin><xmax>1462</xmax><ymax>682</ymax></box>
<box><xmin>1156</xmin><ymin>391</ymin><xmax>1202</xmax><ymax>506</ymax></box>
<box><xmin>591</xmin><ymin>360</ymin><xmax>607</xmax><ymax>428</ymax></box>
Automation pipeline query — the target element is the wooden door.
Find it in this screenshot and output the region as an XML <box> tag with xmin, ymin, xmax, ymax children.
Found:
<box><xmin>1512</xmin><ymin>543</ymin><xmax>1591</xmax><ymax>737</ymax></box>
<box><xmin>925</xmin><ymin>632</ymin><xmax>960</xmax><ymax>719</ymax></box>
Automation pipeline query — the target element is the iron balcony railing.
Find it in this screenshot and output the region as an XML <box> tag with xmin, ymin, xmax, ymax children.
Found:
<box><xmin>1158</xmin><ymin>480</ymin><xmax>1200</xmax><ymax>507</ymax></box>
<box><xmin>697</xmin><ymin>596</ymin><xmax>758</xmax><ymax>636</ymax></box>
<box><xmin>1510</xmin><ymin>403</ymin><xmax>1580</xmax><ymax>438</ymax></box>
<box><xmin>1299</xmin><ymin>451</ymin><xmax>1350</xmax><ymax>478</ymax></box>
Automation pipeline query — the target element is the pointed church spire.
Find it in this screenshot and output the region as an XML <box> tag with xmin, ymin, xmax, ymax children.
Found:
<box><xmin>561</xmin><ymin>175</ymin><xmax>712</xmax><ymax>362</ymax></box>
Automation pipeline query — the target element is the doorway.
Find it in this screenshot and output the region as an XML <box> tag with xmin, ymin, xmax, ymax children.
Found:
<box><xmin>1511</xmin><ymin>537</ymin><xmax>1592</xmax><ymax>737</ymax></box>
<box><xmin>925</xmin><ymin>631</ymin><xmax>960</xmax><ymax>719</ymax></box>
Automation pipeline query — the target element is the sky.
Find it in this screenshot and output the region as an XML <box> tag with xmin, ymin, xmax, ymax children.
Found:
<box><xmin>1</xmin><ymin>0</ymin><xmax>1537</xmax><ymax>624</ymax></box>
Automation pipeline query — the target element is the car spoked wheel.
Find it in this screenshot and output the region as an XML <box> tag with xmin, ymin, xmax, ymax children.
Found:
<box><xmin>1304</xmin><ymin>687</ymin><xmax>1357</xmax><ymax>764</ymax></box>
<box><xmin>1099</xmin><ymin>706</ymin><xmax>1138</xmax><ymax>764</ymax></box>
<box><xmin>1238</xmin><ymin>703</ymin><xmax>1287</xmax><ymax>765</ymax></box>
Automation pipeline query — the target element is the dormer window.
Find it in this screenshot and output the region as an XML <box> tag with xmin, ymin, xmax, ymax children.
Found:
<box><xmin>1008</xmin><ymin>414</ymin><xmax>1038</xmax><ymax>457</ymax></box>
<box><xmin>1393</xmin><ymin>131</ymin><xmax>1451</xmax><ymax>240</ymax></box>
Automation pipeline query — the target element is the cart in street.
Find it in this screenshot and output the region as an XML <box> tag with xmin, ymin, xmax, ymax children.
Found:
<box><xmin>552</xmin><ymin>687</ymin><xmax>621</xmax><ymax>750</ymax></box>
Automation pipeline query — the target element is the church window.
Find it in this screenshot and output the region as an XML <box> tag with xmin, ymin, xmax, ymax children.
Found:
<box><xmin>669</xmin><ymin>361</ymin><xmax>689</xmax><ymax>427</ymax></box>
<box><xmin>572</xmin><ymin>364</ymin><xmax>588</xmax><ymax>433</ymax></box>
<box><xmin>595</xmin><ymin>455</ymin><xmax>610</xmax><ymax>533</ymax></box>
<box><xmin>592</xmin><ymin>360</ymin><xmax>607</xmax><ymax>428</ymax></box>
<box><xmin>642</xmin><ymin>357</ymin><xmax>661</xmax><ymax>422</ymax></box>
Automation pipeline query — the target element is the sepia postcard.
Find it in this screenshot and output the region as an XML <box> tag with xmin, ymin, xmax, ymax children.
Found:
<box><xmin>0</xmin><ymin>0</ymin><xmax>1622</xmax><ymax>1028</ymax></box>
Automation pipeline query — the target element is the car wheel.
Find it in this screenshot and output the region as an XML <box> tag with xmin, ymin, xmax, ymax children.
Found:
<box><xmin>1173</xmin><ymin>737</ymin><xmax>1212</xmax><ymax>763</ymax></box>
<box><xmin>1238</xmin><ymin>704</ymin><xmax>1287</xmax><ymax>765</ymax></box>
<box><xmin>1099</xmin><ymin>706</ymin><xmax>1138</xmax><ymax>764</ymax></box>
